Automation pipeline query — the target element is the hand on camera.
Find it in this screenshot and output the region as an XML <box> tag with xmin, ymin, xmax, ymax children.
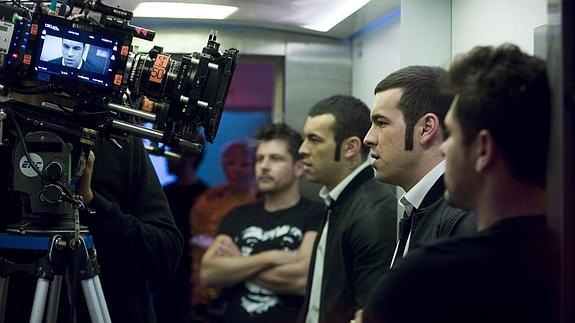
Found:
<box><xmin>77</xmin><ymin>150</ymin><xmax>95</xmax><ymax>206</ymax></box>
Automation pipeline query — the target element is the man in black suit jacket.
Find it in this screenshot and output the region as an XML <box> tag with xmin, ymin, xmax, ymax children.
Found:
<box><xmin>361</xmin><ymin>44</ymin><xmax>557</xmax><ymax>323</ymax></box>
<box><xmin>363</xmin><ymin>65</ymin><xmax>475</xmax><ymax>265</ymax></box>
<box><xmin>47</xmin><ymin>38</ymin><xmax>101</xmax><ymax>73</ymax></box>
<box><xmin>360</xmin><ymin>66</ymin><xmax>476</xmax><ymax>320</ymax></box>
<box><xmin>299</xmin><ymin>95</ymin><xmax>397</xmax><ymax>323</ymax></box>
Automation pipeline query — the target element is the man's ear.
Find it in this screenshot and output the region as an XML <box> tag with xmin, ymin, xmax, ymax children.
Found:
<box><xmin>417</xmin><ymin>113</ymin><xmax>441</xmax><ymax>146</ymax></box>
<box><xmin>341</xmin><ymin>136</ymin><xmax>362</xmax><ymax>159</ymax></box>
<box><xmin>294</xmin><ymin>159</ymin><xmax>305</xmax><ymax>178</ymax></box>
<box><xmin>473</xmin><ymin>129</ymin><xmax>496</xmax><ymax>173</ymax></box>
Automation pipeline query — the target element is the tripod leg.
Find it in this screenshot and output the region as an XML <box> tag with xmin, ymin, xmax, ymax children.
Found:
<box><xmin>80</xmin><ymin>278</ymin><xmax>105</xmax><ymax>323</ymax></box>
<box><xmin>92</xmin><ymin>276</ymin><xmax>111</xmax><ymax>323</ymax></box>
<box><xmin>0</xmin><ymin>276</ymin><xmax>9</xmax><ymax>323</ymax></box>
<box><xmin>45</xmin><ymin>275</ymin><xmax>62</xmax><ymax>323</ymax></box>
<box><xmin>30</xmin><ymin>278</ymin><xmax>50</xmax><ymax>323</ymax></box>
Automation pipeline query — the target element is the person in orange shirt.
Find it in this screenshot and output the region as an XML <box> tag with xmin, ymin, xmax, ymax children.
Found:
<box><xmin>190</xmin><ymin>140</ymin><xmax>258</xmax><ymax>321</ymax></box>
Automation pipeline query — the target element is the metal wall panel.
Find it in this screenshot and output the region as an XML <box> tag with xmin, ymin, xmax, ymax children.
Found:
<box><xmin>401</xmin><ymin>0</ymin><xmax>452</xmax><ymax>67</ymax></box>
<box><xmin>284</xmin><ymin>42</ymin><xmax>352</xmax><ymax>202</ymax></box>
<box><xmin>284</xmin><ymin>42</ymin><xmax>352</xmax><ymax>131</ymax></box>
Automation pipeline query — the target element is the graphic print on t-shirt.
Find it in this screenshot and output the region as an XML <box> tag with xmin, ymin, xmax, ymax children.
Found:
<box><xmin>236</xmin><ymin>225</ymin><xmax>303</xmax><ymax>315</ymax></box>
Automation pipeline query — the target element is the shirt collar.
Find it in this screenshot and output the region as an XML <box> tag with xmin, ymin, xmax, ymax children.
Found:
<box><xmin>400</xmin><ymin>160</ymin><xmax>445</xmax><ymax>215</ymax></box>
<box><xmin>319</xmin><ymin>160</ymin><xmax>371</xmax><ymax>206</ymax></box>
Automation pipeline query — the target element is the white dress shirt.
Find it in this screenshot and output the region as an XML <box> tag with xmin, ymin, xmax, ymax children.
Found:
<box><xmin>390</xmin><ymin>160</ymin><xmax>445</xmax><ymax>267</ymax></box>
<box><xmin>305</xmin><ymin>161</ymin><xmax>371</xmax><ymax>323</ymax></box>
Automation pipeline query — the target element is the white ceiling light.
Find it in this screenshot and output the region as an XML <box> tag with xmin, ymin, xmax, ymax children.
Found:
<box><xmin>304</xmin><ymin>0</ymin><xmax>372</xmax><ymax>32</ymax></box>
<box><xmin>133</xmin><ymin>2</ymin><xmax>238</xmax><ymax>19</ymax></box>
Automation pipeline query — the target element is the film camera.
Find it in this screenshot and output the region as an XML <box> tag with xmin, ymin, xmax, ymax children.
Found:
<box><xmin>0</xmin><ymin>0</ymin><xmax>238</xmax><ymax>148</ymax></box>
<box><xmin>0</xmin><ymin>1</ymin><xmax>238</xmax><ymax>322</ymax></box>
<box><xmin>0</xmin><ymin>0</ymin><xmax>238</xmax><ymax>232</ymax></box>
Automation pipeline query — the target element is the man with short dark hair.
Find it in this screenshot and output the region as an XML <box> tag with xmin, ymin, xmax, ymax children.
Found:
<box><xmin>299</xmin><ymin>95</ymin><xmax>397</xmax><ymax>323</ymax></box>
<box><xmin>363</xmin><ymin>66</ymin><xmax>475</xmax><ymax>268</ymax></box>
<box><xmin>362</xmin><ymin>44</ymin><xmax>557</xmax><ymax>323</ymax></box>
<box><xmin>200</xmin><ymin>123</ymin><xmax>322</xmax><ymax>323</ymax></box>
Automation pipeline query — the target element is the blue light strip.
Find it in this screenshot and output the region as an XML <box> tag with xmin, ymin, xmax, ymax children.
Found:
<box><xmin>350</xmin><ymin>6</ymin><xmax>401</xmax><ymax>40</ymax></box>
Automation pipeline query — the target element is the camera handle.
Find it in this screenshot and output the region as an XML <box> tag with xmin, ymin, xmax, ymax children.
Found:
<box><xmin>0</xmin><ymin>234</ymin><xmax>111</xmax><ymax>323</ymax></box>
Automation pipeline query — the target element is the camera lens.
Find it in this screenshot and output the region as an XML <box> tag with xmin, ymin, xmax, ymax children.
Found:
<box><xmin>124</xmin><ymin>42</ymin><xmax>238</xmax><ymax>143</ymax></box>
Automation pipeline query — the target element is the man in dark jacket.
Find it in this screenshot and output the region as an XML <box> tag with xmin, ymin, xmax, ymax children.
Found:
<box><xmin>363</xmin><ymin>65</ymin><xmax>476</xmax><ymax>266</ymax></box>
<box><xmin>299</xmin><ymin>95</ymin><xmax>397</xmax><ymax>323</ymax></box>
<box><xmin>362</xmin><ymin>44</ymin><xmax>558</xmax><ymax>323</ymax></box>
<box><xmin>361</xmin><ymin>66</ymin><xmax>476</xmax><ymax>320</ymax></box>
<box><xmin>0</xmin><ymin>93</ymin><xmax>183</xmax><ymax>322</ymax></box>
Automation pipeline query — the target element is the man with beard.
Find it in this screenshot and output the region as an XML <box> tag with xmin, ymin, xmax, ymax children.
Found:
<box><xmin>200</xmin><ymin>123</ymin><xmax>322</xmax><ymax>322</ymax></box>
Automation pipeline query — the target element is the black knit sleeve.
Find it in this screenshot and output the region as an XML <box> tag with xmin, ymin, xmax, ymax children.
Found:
<box><xmin>84</xmin><ymin>137</ymin><xmax>183</xmax><ymax>278</ymax></box>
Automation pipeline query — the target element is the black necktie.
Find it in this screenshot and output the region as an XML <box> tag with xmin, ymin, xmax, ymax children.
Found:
<box><xmin>392</xmin><ymin>210</ymin><xmax>413</xmax><ymax>268</ymax></box>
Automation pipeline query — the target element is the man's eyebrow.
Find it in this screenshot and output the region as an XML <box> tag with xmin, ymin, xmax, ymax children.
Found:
<box><xmin>306</xmin><ymin>132</ymin><xmax>322</xmax><ymax>139</ymax></box>
<box><xmin>371</xmin><ymin>113</ymin><xmax>391</xmax><ymax>122</ymax></box>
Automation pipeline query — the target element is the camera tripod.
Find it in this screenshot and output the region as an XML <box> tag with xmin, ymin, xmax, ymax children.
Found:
<box><xmin>0</xmin><ymin>231</ymin><xmax>112</xmax><ymax>323</ymax></box>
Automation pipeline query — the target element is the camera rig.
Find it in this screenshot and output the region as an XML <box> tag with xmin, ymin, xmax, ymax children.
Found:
<box><xmin>0</xmin><ymin>0</ymin><xmax>238</xmax><ymax>149</ymax></box>
<box><xmin>0</xmin><ymin>2</ymin><xmax>239</xmax><ymax>321</ymax></box>
<box><xmin>0</xmin><ymin>0</ymin><xmax>238</xmax><ymax>232</ymax></box>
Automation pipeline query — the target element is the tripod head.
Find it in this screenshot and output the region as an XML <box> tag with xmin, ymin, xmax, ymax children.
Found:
<box><xmin>1</xmin><ymin>98</ymin><xmax>97</xmax><ymax>234</ymax></box>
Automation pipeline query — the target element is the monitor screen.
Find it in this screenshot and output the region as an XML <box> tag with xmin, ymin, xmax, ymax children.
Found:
<box><xmin>34</xmin><ymin>21</ymin><xmax>122</xmax><ymax>88</ymax></box>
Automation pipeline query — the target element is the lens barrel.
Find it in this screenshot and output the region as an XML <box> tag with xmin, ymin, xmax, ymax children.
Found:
<box><xmin>124</xmin><ymin>37</ymin><xmax>238</xmax><ymax>143</ymax></box>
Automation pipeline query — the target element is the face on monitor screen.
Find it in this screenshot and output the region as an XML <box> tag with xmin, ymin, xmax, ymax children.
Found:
<box><xmin>36</xmin><ymin>21</ymin><xmax>121</xmax><ymax>88</ymax></box>
<box><xmin>60</xmin><ymin>38</ymin><xmax>84</xmax><ymax>68</ymax></box>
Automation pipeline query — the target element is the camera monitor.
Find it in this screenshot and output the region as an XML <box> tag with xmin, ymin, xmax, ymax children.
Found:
<box><xmin>33</xmin><ymin>17</ymin><xmax>126</xmax><ymax>90</ymax></box>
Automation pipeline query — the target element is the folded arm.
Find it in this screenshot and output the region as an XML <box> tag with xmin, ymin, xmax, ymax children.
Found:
<box><xmin>252</xmin><ymin>231</ymin><xmax>317</xmax><ymax>295</ymax></box>
<box><xmin>200</xmin><ymin>235</ymin><xmax>296</xmax><ymax>288</ymax></box>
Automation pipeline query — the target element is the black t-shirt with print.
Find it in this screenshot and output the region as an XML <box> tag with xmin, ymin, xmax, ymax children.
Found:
<box><xmin>217</xmin><ymin>197</ymin><xmax>323</xmax><ymax>323</ymax></box>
